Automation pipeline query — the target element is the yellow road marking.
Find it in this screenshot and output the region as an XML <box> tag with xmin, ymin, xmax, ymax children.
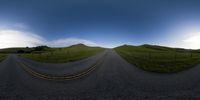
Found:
<box><xmin>17</xmin><ymin>56</ymin><xmax>104</xmax><ymax>81</ymax></box>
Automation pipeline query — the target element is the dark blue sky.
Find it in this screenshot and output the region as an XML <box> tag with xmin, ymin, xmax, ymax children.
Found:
<box><xmin>1</xmin><ymin>0</ymin><xmax>200</xmax><ymax>48</ymax></box>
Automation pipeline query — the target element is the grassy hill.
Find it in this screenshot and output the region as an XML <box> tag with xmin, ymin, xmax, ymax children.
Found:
<box><xmin>0</xmin><ymin>46</ymin><xmax>52</xmax><ymax>54</ymax></box>
<box><xmin>0</xmin><ymin>54</ymin><xmax>6</xmax><ymax>62</ymax></box>
<box><xmin>0</xmin><ymin>48</ymin><xmax>32</xmax><ymax>53</ymax></box>
<box><xmin>115</xmin><ymin>44</ymin><xmax>200</xmax><ymax>73</ymax></box>
<box><xmin>21</xmin><ymin>44</ymin><xmax>105</xmax><ymax>63</ymax></box>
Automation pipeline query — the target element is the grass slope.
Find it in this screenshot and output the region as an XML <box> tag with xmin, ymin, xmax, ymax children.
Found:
<box><xmin>0</xmin><ymin>54</ymin><xmax>6</xmax><ymax>62</ymax></box>
<box><xmin>0</xmin><ymin>46</ymin><xmax>51</xmax><ymax>54</ymax></box>
<box><xmin>21</xmin><ymin>44</ymin><xmax>105</xmax><ymax>63</ymax></box>
<box><xmin>115</xmin><ymin>44</ymin><xmax>200</xmax><ymax>73</ymax></box>
<box><xmin>0</xmin><ymin>48</ymin><xmax>32</xmax><ymax>53</ymax></box>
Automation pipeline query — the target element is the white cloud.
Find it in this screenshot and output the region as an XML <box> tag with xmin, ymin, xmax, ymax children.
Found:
<box><xmin>183</xmin><ymin>32</ymin><xmax>200</xmax><ymax>49</ymax></box>
<box><xmin>0</xmin><ymin>29</ymin><xmax>99</xmax><ymax>49</ymax></box>
<box><xmin>0</xmin><ymin>29</ymin><xmax>45</xmax><ymax>48</ymax></box>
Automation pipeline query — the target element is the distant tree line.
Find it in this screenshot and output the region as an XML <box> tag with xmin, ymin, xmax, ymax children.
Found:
<box><xmin>17</xmin><ymin>46</ymin><xmax>49</xmax><ymax>54</ymax></box>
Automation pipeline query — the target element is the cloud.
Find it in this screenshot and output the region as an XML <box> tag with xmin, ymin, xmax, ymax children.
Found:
<box><xmin>0</xmin><ymin>29</ymin><xmax>45</xmax><ymax>48</ymax></box>
<box><xmin>0</xmin><ymin>29</ymin><xmax>99</xmax><ymax>49</ymax></box>
<box><xmin>183</xmin><ymin>32</ymin><xmax>200</xmax><ymax>49</ymax></box>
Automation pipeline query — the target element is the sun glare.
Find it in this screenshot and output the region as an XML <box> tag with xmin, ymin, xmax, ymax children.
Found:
<box><xmin>183</xmin><ymin>32</ymin><xmax>200</xmax><ymax>49</ymax></box>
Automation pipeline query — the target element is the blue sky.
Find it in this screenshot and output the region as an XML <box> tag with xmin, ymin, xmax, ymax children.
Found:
<box><xmin>1</xmin><ymin>0</ymin><xmax>200</xmax><ymax>49</ymax></box>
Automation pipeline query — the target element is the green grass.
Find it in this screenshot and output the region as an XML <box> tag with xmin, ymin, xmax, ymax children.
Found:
<box><xmin>0</xmin><ymin>46</ymin><xmax>51</xmax><ymax>54</ymax></box>
<box><xmin>115</xmin><ymin>44</ymin><xmax>200</xmax><ymax>73</ymax></box>
<box><xmin>21</xmin><ymin>44</ymin><xmax>105</xmax><ymax>63</ymax></box>
<box><xmin>0</xmin><ymin>54</ymin><xmax>6</xmax><ymax>62</ymax></box>
<box><xmin>0</xmin><ymin>48</ymin><xmax>33</xmax><ymax>53</ymax></box>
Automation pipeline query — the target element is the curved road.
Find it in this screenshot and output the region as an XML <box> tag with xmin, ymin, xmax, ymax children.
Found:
<box><xmin>18</xmin><ymin>51</ymin><xmax>106</xmax><ymax>76</ymax></box>
<box><xmin>1</xmin><ymin>50</ymin><xmax>200</xmax><ymax>99</ymax></box>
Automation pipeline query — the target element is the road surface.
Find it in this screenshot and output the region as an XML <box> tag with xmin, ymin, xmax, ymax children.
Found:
<box><xmin>0</xmin><ymin>50</ymin><xmax>200</xmax><ymax>100</ymax></box>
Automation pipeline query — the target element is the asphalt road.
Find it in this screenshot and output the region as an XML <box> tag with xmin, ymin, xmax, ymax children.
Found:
<box><xmin>18</xmin><ymin>51</ymin><xmax>106</xmax><ymax>76</ymax></box>
<box><xmin>1</xmin><ymin>50</ymin><xmax>200</xmax><ymax>100</ymax></box>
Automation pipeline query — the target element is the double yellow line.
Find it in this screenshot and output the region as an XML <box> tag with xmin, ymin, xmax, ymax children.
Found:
<box><xmin>17</xmin><ymin>57</ymin><xmax>104</xmax><ymax>81</ymax></box>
